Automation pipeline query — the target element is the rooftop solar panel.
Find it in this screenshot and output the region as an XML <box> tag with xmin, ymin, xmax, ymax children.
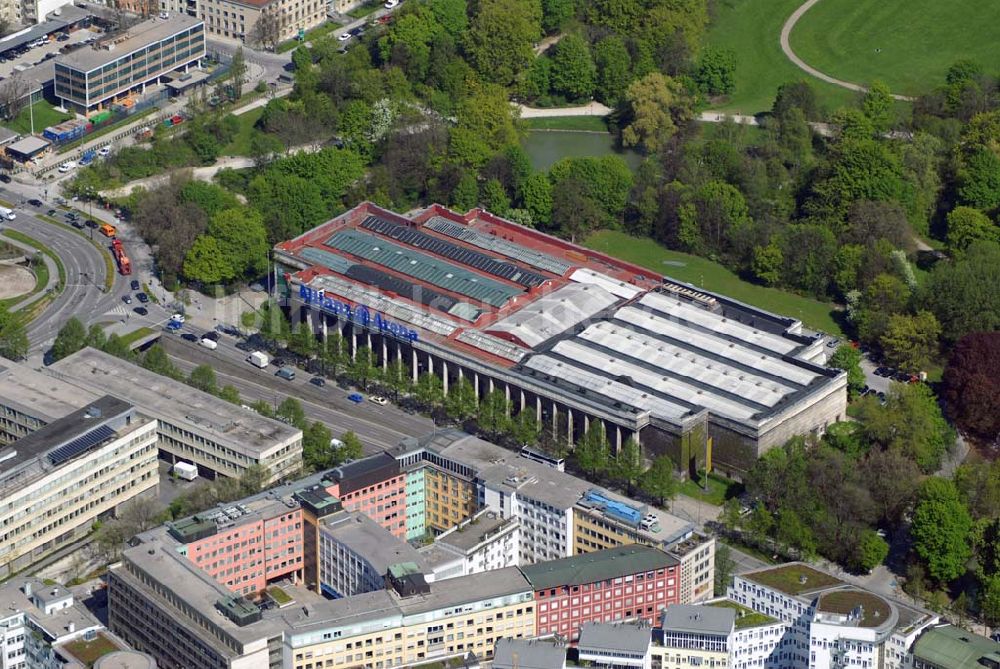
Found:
<box><xmin>359</xmin><ymin>216</ymin><xmax>548</xmax><ymax>288</ymax></box>
<box><xmin>47</xmin><ymin>423</ymin><xmax>116</xmax><ymax>467</ymax></box>
<box><xmin>424</xmin><ymin>216</ymin><xmax>573</xmax><ymax>275</ymax></box>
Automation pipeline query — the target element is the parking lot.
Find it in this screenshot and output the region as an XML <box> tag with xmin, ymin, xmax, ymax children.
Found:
<box><xmin>0</xmin><ymin>25</ymin><xmax>100</xmax><ymax>81</ymax></box>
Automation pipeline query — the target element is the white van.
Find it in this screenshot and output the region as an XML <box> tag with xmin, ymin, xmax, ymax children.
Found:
<box><xmin>0</xmin><ymin>207</ymin><xmax>14</xmax><ymax>221</ymax></box>
<box><xmin>199</xmin><ymin>337</ymin><xmax>218</xmax><ymax>350</ymax></box>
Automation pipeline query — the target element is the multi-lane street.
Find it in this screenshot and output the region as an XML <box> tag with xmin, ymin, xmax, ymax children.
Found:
<box><xmin>0</xmin><ymin>190</ymin><xmax>132</xmax><ymax>350</ymax></box>
<box><xmin>161</xmin><ymin>333</ymin><xmax>434</xmax><ymax>455</ymax></box>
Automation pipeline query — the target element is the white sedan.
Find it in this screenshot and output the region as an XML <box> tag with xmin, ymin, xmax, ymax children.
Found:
<box><xmin>170</xmin><ymin>313</ymin><xmax>186</xmax><ymax>324</ymax></box>
<box><xmin>57</xmin><ymin>162</ymin><xmax>75</xmax><ymax>173</ymax></box>
<box><xmin>337</xmin><ymin>32</ymin><xmax>351</xmax><ymax>41</ymax></box>
<box><xmin>97</xmin><ymin>146</ymin><xmax>111</xmax><ymax>157</ymax></box>
<box><xmin>368</xmin><ymin>395</ymin><xmax>388</xmax><ymax>406</ymax></box>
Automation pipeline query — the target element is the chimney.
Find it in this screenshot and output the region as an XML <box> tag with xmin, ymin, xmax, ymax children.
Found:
<box><xmin>22</xmin><ymin>582</ymin><xmax>31</xmax><ymax>598</ymax></box>
<box><xmin>67</xmin><ymin>622</ymin><xmax>75</xmax><ymax>634</ymax></box>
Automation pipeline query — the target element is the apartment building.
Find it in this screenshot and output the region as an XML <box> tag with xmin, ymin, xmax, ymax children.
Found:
<box><xmin>0</xmin><ymin>362</ymin><xmax>96</xmax><ymax>445</ymax></box>
<box><xmin>654</xmin><ymin>602</ymin><xmax>786</xmax><ymax>669</ymax></box>
<box><xmin>728</xmin><ymin>563</ymin><xmax>938</xmax><ymax>669</ymax></box>
<box><xmin>53</xmin><ymin>14</ymin><xmax>206</xmax><ymax>112</ymax></box>
<box><xmin>578</xmin><ymin>621</ymin><xmax>653</xmax><ymax>669</ymax></box>
<box><xmin>493</xmin><ymin>637</ymin><xmax>567</xmax><ymax>669</ymax></box>
<box><xmin>401</xmin><ymin>431</ymin><xmax>714</xmax><ymax>600</ymax></box>
<box><xmin>324</xmin><ymin>453</ymin><xmax>406</xmax><ymax>538</ymax></box>
<box><xmin>0</xmin><ymin>395</ymin><xmax>158</xmax><ymax>577</ymax></box>
<box><xmin>318</xmin><ymin>510</ymin><xmax>423</xmax><ymax>598</ymax></box>
<box><xmin>520</xmin><ymin>545</ymin><xmax>681</xmax><ymax>642</ymax></box>
<box><xmin>157</xmin><ymin>0</ymin><xmax>324</xmax><ymax>44</ymax></box>
<box><xmin>392</xmin><ymin>436</ymin><xmax>479</xmax><ymax>540</ymax></box>
<box><xmin>50</xmin><ymin>348</ymin><xmax>303</xmax><ymax>484</ymax></box>
<box><xmin>110</xmin><ymin>530</ymin><xmax>536</xmax><ymax>669</ymax></box>
<box><xmin>423</xmin><ymin>465</ymin><xmax>477</xmax><ymax>534</ymax></box>
<box><xmin>0</xmin><ymin>578</ymin><xmax>106</xmax><ymax>669</ymax></box>
<box><xmin>420</xmin><ymin>510</ymin><xmax>519</xmax><ymax>581</ymax></box>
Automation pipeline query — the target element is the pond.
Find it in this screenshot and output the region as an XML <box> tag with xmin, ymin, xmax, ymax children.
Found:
<box><xmin>521</xmin><ymin>130</ymin><xmax>644</xmax><ymax>172</ymax></box>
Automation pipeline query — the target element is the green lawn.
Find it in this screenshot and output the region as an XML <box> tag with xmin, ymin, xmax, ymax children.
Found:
<box><xmin>224</xmin><ymin>107</ymin><xmax>265</xmax><ymax>156</ymax></box>
<box><xmin>790</xmin><ymin>0</ymin><xmax>1000</xmax><ymax>97</ymax></box>
<box><xmin>346</xmin><ymin>1</ymin><xmax>381</xmax><ymax>19</ymax></box>
<box><xmin>276</xmin><ymin>20</ymin><xmax>343</xmax><ymax>52</ymax></box>
<box><xmin>4</xmin><ymin>101</ymin><xmax>71</xmax><ymax>135</ymax></box>
<box><xmin>267</xmin><ymin>585</ymin><xmax>293</xmax><ymax>605</ymax></box>
<box><xmin>118</xmin><ymin>326</ymin><xmax>155</xmax><ymax>348</ymax></box>
<box><xmin>705</xmin><ymin>0</ymin><xmax>858</xmax><ymax>114</ymax></box>
<box><xmin>2</xmin><ymin>230</ymin><xmax>65</xmax><ymax>289</ymax></box>
<box><xmin>522</xmin><ymin>116</ymin><xmax>609</xmax><ymax>132</ymax></box>
<box><xmin>584</xmin><ymin>230</ymin><xmax>845</xmax><ymax>335</ymax></box>
<box><xmin>679</xmin><ymin>473</ymin><xmax>743</xmax><ymax>506</ymax></box>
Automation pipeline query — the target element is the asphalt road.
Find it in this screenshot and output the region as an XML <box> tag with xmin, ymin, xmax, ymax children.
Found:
<box><xmin>160</xmin><ymin>333</ymin><xmax>433</xmax><ymax>455</ymax></box>
<box><xmin>0</xmin><ymin>191</ymin><xmax>133</xmax><ymax>351</ymax></box>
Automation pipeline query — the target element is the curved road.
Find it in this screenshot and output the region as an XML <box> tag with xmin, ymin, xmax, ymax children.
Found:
<box><xmin>0</xmin><ymin>190</ymin><xmax>130</xmax><ymax>352</ymax></box>
<box><xmin>780</xmin><ymin>0</ymin><xmax>914</xmax><ymax>102</ymax></box>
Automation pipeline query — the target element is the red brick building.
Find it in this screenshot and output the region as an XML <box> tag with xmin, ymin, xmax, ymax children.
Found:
<box><xmin>520</xmin><ymin>545</ymin><xmax>681</xmax><ymax>642</ymax></box>
<box><xmin>324</xmin><ymin>453</ymin><xmax>407</xmax><ymax>539</ymax></box>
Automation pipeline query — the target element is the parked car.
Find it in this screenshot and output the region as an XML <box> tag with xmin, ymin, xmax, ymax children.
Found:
<box><xmin>0</xmin><ymin>174</ymin><xmax>10</xmax><ymax>183</ymax></box>
<box><xmin>97</xmin><ymin>146</ymin><xmax>111</xmax><ymax>157</ymax></box>
<box><xmin>385</xmin><ymin>0</ymin><xmax>399</xmax><ymax>7</ymax></box>
<box><xmin>337</xmin><ymin>32</ymin><xmax>351</xmax><ymax>41</ymax></box>
<box><xmin>202</xmin><ymin>331</ymin><xmax>220</xmax><ymax>342</ymax></box>
<box><xmin>122</xmin><ymin>294</ymin><xmax>132</xmax><ymax>304</ymax></box>
<box><xmin>130</xmin><ymin>279</ymin><xmax>140</xmax><ymax>291</ymax></box>
<box><xmin>136</xmin><ymin>292</ymin><xmax>149</xmax><ymax>303</ymax></box>
<box><xmin>27</xmin><ymin>199</ymin><xmax>42</xmax><ymax>207</ymax></box>
<box><xmin>181</xmin><ymin>333</ymin><xmax>198</xmax><ymax>342</ymax></box>
<box><xmin>46</xmin><ymin>209</ymin><xmax>56</xmax><ymax>216</ymax></box>
<box><xmin>368</xmin><ymin>395</ymin><xmax>388</xmax><ymax>406</ymax></box>
<box><xmin>310</xmin><ymin>376</ymin><xmax>326</xmax><ymax>387</ymax></box>
<box><xmin>57</xmin><ymin>162</ymin><xmax>75</xmax><ymax>173</ymax></box>
<box><xmin>347</xmin><ymin>393</ymin><xmax>364</xmax><ymax>403</ymax></box>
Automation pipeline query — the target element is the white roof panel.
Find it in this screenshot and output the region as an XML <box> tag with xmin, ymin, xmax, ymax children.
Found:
<box><xmin>615</xmin><ymin>306</ymin><xmax>819</xmax><ymax>387</ymax></box>
<box><xmin>309</xmin><ymin>275</ymin><xmax>458</xmax><ymax>336</ymax></box>
<box><xmin>578</xmin><ymin>321</ymin><xmax>795</xmax><ymax>407</ymax></box>
<box><xmin>524</xmin><ymin>355</ymin><xmax>690</xmax><ymax>421</ymax></box>
<box><xmin>550</xmin><ymin>340</ymin><xmax>760</xmax><ymax>421</ymax></box>
<box><xmin>568</xmin><ymin>268</ymin><xmax>643</xmax><ymax>299</ymax></box>
<box><xmin>486</xmin><ymin>283</ymin><xmax>619</xmax><ymax>348</ymax></box>
<box><xmin>639</xmin><ymin>292</ymin><xmax>799</xmax><ymax>355</ymax></box>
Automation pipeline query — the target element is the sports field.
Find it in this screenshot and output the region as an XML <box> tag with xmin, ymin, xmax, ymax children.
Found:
<box><xmin>584</xmin><ymin>230</ymin><xmax>844</xmax><ymax>336</ymax></box>
<box><xmin>706</xmin><ymin>0</ymin><xmax>856</xmax><ymax>114</ymax></box>
<box><xmin>789</xmin><ymin>0</ymin><xmax>1000</xmax><ymax>96</ymax></box>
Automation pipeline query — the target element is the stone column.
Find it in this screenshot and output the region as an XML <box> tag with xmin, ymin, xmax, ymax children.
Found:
<box><xmin>520</xmin><ymin>389</ymin><xmax>526</xmax><ymax>412</ymax></box>
<box><xmin>381</xmin><ymin>339</ymin><xmax>388</xmax><ymax>370</ymax></box>
<box><xmin>474</xmin><ymin>373</ymin><xmax>480</xmax><ymax>398</ymax></box>
<box><xmin>615</xmin><ymin>425</ymin><xmax>622</xmax><ymax>452</ymax></box>
<box><xmin>442</xmin><ymin>361</ymin><xmax>449</xmax><ymax>395</ymax></box>
<box><xmin>536</xmin><ymin>396</ymin><xmax>542</xmax><ymax>422</ymax></box>
<box><xmin>411</xmin><ymin>349</ymin><xmax>418</xmax><ymax>382</ymax></box>
<box><xmin>567</xmin><ymin>408</ymin><xmax>574</xmax><ymax>446</ymax></box>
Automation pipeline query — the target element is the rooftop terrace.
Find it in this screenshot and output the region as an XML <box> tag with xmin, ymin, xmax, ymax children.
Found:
<box><xmin>743</xmin><ymin>563</ymin><xmax>843</xmax><ymax>596</ymax></box>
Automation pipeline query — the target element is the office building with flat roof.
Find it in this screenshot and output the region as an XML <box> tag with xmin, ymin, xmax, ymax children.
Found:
<box><xmin>577</xmin><ymin>621</ymin><xmax>652</xmax><ymax>668</ymax></box>
<box><xmin>49</xmin><ymin>348</ymin><xmax>303</xmax><ymax>484</ymax></box>
<box><xmin>420</xmin><ymin>509</ymin><xmax>519</xmax><ymax>581</ymax></box>
<box><xmin>0</xmin><ymin>395</ymin><xmax>158</xmax><ymax>576</ymax></box>
<box><xmin>54</xmin><ymin>14</ymin><xmax>205</xmax><ymax>112</ymax></box>
<box><xmin>521</xmin><ymin>545</ymin><xmax>681</xmax><ymax>642</ymax></box>
<box><xmin>276</xmin><ymin>203</ymin><xmax>848</xmax><ymax>480</ymax></box>
<box><xmin>493</xmin><ymin>637</ymin><xmax>567</xmax><ymax>669</ymax></box>
<box><xmin>157</xmin><ymin>0</ymin><xmax>325</xmax><ymax>45</ymax></box>
<box><xmin>729</xmin><ymin>563</ymin><xmax>939</xmax><ymax>669</ymax></box>
<box><xmin>319</xmin><ymin>510</ymin><xmax>424</xmax><ymax>598</ymax></box>
<box><xmin>324</xmin><ymin>452</ymin><xmax>405</xmax><ymax>538</ymax></box>
<box><xmin>0</xmin><ymin>361</ymin><xmax>97</xmax><ymax>444</ymax></box>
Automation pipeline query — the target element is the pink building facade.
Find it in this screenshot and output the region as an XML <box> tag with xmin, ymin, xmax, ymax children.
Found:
<box><xmin>324</xmin><ymin>453</ymin><xmax>407</xmax><ymax>539</ymax></box>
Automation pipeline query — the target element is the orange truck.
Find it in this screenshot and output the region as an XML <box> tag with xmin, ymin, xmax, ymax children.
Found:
<box><xmin>100</xmin><ymin>223</ymin><xmax>116</xmax><ymax>237</ymax></box>
<box><xmin>111</xmin><ymin>238</ymin><xmax>131</xmax><ymax>275</ymax></box>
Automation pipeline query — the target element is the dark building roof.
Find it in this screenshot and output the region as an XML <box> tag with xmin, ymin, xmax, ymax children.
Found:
<box><xmin>1</xmin><ymin>395</ymin><xmax>132</xmax><ymax>476</ymax></box>
<box><xmin>520</xmin><ymin>545</ymin><xmax>678</xmax><ymax>591</ymax></box>
<box><xmin>327</xmin><ymin>452</ymin><xmax>400</xmax><ymax>496</ymax></box>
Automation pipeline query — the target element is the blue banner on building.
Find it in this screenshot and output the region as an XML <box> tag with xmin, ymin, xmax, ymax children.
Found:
<box><xmin>300</xmin><ymin>284</ymin><xmax>419</xmax><ymax>342</ymax></box>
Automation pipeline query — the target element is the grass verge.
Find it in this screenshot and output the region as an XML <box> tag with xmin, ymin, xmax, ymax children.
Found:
<box><xmin>346</xmin><ymin>2</ymin><xmax>382</xmax><ymax>19</ymax></box>
<box><xmin>2</xmin><ymin>229</ymin><xmax>65</xmax><ymax>289</ymax></box>
<box><xmin>141</xmin><ymin>282</ymin><xmax>159</xmax><ymax>304</ymax></box>
<box><xmin>584</xmin><ymin>230</ymin><xmax>845</xmax><ymax>335</ymax></box>
<box><xmin>118</xmin><ymin>326</ymin><xmax>156</xmax><ymax>348</ymax></box>
<box><xmin>523</xmin><ymin>116</ymin><xmax>609</xmax><ymax>132</ymax></box>
<box><xmin>276</xmin><ymin>20</ymin><xmax>343</xmax><ymax>52</ymax></box>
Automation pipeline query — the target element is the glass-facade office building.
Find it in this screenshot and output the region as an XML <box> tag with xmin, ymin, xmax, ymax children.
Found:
<box><xmin>54</xmin><ymin>16</ymin><xmax>205</xmax><ymax>113</ymax></box>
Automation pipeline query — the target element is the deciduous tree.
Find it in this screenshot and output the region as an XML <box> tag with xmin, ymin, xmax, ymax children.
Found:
<box><xmin>879</xmin><ymin>311</ymin><xmax>941</xmax><ymax>374</ymax></box>
<box><xmin>638</xmin><ymin>455</ymin><xmax>677</xmax><ymax>506</ymax></box>
<box><xmin>943</xmin><ymin>332</ymin><xmax>1000</xmax><ymax>441</ymax></box>
<box><xmin>189</xmin><ymin>364</ymin><xmax>218</xmax><ymax>394</ymax></box>
<box><xmin>613</xmin><ymin>438</ymin><xmax>644</xmax><ymax>495</ymax></box>
<box><xmin>621</xmin><ymin>72</ymin><xmax>688</xmax><ymax>154</ymax></box>
<box><xmin>911</xmin><ymin>477</ymin><xmax>972</xmax><ymax>584</ymax></box>
<box><xmin>51</xmin><ymin>317</ymin><xmax>87</xmax><ymax>361</ymax></box>
<box><xmin>549</xmin><ymin>34</ymin><xmax>595</xmax><ymax>100</ymax></box>
<box><xmin>575</xmin><ymin>422</ymin><xmax>610</xmax><ymax>477</ymax></box>
<box><xmin>827</xmin><ymin>344</ymin><xmax>865</xmax><ymax>398</ymax></box>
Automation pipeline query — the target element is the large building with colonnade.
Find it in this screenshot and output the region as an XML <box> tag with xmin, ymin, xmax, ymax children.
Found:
<box><xmin>273</xmin><ymin>203</ymin><xmax>847</xmax><ymax>479</ymax></box>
